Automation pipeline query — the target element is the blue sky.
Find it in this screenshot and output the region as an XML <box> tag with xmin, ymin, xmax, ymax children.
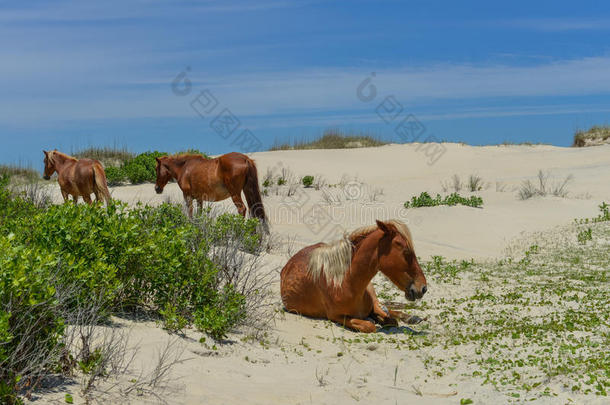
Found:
<box><xmin>2</xmin><ymin>0</ymin><xmax>610</xmax><ymax>167</ymax></box>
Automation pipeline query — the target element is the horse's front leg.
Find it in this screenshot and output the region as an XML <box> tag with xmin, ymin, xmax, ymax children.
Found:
<box><xmin>61</xmin><ymin>190</ymin><xmax>69</xmax><ymax>203</ymax></box>
<box><xmin>82</xmin><ymin>194</ymin><xmax>93</xmax><ymax>205</ymax></box>
<box><xmin>366</xmin><ymin>283</ymin><xmax>398</xmax><ymax>326</ymax></box>
<box><xmin>329</xmin><ymin>314</ymin><xmax>377</xmax><ymax>333</ymax></box>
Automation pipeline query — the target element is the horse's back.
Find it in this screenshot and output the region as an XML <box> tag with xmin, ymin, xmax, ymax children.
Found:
<box><xmin>280</xmin><ymin>243</ymin><xmax>327</xmax><ymax>317</ymax></box>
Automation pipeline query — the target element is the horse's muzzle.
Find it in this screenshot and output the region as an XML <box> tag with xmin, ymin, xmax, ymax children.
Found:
<box><xmin>43</xmin><ymin>175</ymin><xmax>50</xmax><ymax>180</ymax></box>
<box><xmin>406</xmin><ymin>284</ymin><xmax>427</xmax><ymax>301</ymax></box>
<box><xmin>155</xmin><ymin>185</ymin><xmax>163</xmax><ymax>194</ymax></box>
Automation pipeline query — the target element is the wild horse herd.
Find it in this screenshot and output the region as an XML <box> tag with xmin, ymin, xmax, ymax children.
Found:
<box><xmin>41</xmin><ymin>149</ymin><xmax>427</xmax><ymax>333</ymax></box>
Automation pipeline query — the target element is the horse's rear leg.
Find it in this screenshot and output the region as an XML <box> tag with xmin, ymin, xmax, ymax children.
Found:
<box><xmin>230</xmin><ymin>194</ymin><xmax>247</xmax><ymax>217</ymax></box>
<box><xmin>72</xmin><ymin>195</ymin><xmax>79</xmax><ymax>204</ymax></box>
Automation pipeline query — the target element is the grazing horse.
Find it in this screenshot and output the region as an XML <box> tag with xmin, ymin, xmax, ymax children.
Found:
<box><xmin>154</xmin><ymin>152</ymin><xmax>268</xmax><ymax>230</ymax></box>
<box><xmin>280</xmin><ymin>219</ymin><xmax>427</xmax><ymax>332</ymax></box>
<box><xmin>43</xmin><ymin>150</ymin><xmax>111</xmax><ymax>204</ymax></box>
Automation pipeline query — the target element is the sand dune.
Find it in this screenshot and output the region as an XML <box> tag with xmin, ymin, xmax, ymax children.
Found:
<box><xmin>37</xmin><ymin>143</ymin><xmax>610</xmax><ymax>404</ymax></box>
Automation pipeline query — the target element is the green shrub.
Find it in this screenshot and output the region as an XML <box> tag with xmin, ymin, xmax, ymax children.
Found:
<box><xmin>0</xmin><ymin>175</ymin><xmax>265</xmax><ymax>401</ymax></box>
<box><xmin>0</xmin><ymin>236</ymin><xmax>65</xmax><ymax>404</ymax></box>
<box><xmin>404</xmin><ymin>192</ymin><xmax>483</xmax><ymax>208</ymax></box>
<box><xmin>302</xmin><ymin>175</ymin><xmax>314</xmax><ymax>188</ymax></box>
<box><xmin>104</xmin><ymin>166</ymin><xmax>125</xmax><ymax>186</ymax></box>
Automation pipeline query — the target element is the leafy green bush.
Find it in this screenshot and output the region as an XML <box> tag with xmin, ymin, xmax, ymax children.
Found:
<box><xmin>0</xmin><ymin>235</ymin><xmax>65</xmax><ymax>405</ymax></box>
<box><xmin>0</xmin><ymin>177</ymin><xmax>262</xmax><ymax>401</ymax></box>
<box><xmin>302</xmin><ymin>175</ymin><xmax>314</xmax><ymax>188</ymax></box>
<box><xmin>404</xmin><ymin>192</ymin><xmax>483</xmax><ymax>208</ymax></box>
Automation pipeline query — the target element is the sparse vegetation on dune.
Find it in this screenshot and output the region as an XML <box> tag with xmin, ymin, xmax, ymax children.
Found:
<box><xmin>518</xmin><ymin>170</ymin><xmax>573</xmax><ymax>200</ymax></box>
<box><xmin>404</xmin><ymin>192</ymin><xmax>483</xmax><ymax>208</ymax></box>
<box><xmin>269</xmin><ymin>129</ymin><xmax>387</xmax><ymax>151</ymax></box>
<box><xmin>573</xmin><ymin>125</ymin><xmax>610</xmax><ymax>147</ymax></box>
<box><xmin>368</xmin><ymin>204</ymin><xmax>609</xmax><ymax>401</ymax></box>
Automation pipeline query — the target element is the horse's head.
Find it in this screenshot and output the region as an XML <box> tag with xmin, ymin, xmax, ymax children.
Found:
<box><xmin>376</xmin><ymin>220</ymin><xmax>427</xmax><ymax>301</ymax></box>
<box><xmin>42</xmin><ymin>150</ymin><xmax>56</xmax><ymax>180</ymax></box>
<box><xmin>154</xmin><ymin>156</ymin><xmax>171</xmax><ymax>194</ymax></box>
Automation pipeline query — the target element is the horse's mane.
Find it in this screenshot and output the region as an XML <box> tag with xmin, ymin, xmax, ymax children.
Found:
<box><xmin>46</xmin><ymin>150</ymin><xmax>77</xmax><ymax>165</ymax></box>
<box><xmin>166</xmin><ymin>154</ymin><xmax>207</xmax><ymax>164</ymax></box>
<box><xmin>307</xmin><ymin>219</ymin><xmax>414</xmax><ymax>286</ymax></box>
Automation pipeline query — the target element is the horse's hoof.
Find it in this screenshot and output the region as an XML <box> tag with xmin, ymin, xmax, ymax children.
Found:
<box><xmin>406</xmin><ymin>315</ymin><xmax>424</xmax><ymax>325</ymax></box>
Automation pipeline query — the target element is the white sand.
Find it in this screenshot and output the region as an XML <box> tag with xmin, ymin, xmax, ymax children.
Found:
<box><xmin>36</xmin><ymin>143</ymin><xmax>610</xmax><ymax>404</ymax></box>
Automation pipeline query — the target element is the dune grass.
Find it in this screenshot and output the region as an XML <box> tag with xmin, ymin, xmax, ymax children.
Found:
<box><xmin>73</xmin><ymin>146</ymin><xmax>134</xmax><ymax>168</ymax></box>
<box><xmin>573</xmin><ymin>125</ymin><xmax>610</xmax><ymax>147</ymax></box>
<box><xmin>0</xmin><ymin>164</ymin><xmax>40</xmax><ymax>182</ymax></box>
<box><xmin>269</xmin><ymin>129</ymin><xmax>387</xmax><ymax>151</ymax></box>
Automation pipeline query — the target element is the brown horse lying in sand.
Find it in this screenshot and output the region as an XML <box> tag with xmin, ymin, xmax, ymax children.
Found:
<box><xmin>43</xmin><ymin>150</ymin><xmax>111</xmax><ymax>204</ymax></box>
<box><xmin>280</xmin><ymin>219</ymin><xmax>427</xmax><ymax>332</ymax></box>
<box><xmin>154</xmin><ymin>152</ymin><xmax>268</xmax><ymax>230</ymax></box>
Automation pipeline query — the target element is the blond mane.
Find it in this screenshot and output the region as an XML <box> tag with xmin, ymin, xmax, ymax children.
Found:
<box><xmin>46</xmin><ymin>150</ymin><xmax>77</xmax><ymax>166</ymax></box>
<box><xmin>307</xmin><ymin>219</ymin><xmax>414</xmax><ymax>286</ymax></box>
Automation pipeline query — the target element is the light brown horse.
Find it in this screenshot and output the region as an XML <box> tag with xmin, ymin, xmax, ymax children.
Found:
<box><xmin>43</xmin><ymin>150</ymin><xmax>111</xmax><ymax>204</ymax></box>
<box><xmin>280</xmin><ymin>219</ymin><xmax>427</xmax><ymax>332</ymax></box>
<box><xmin>154</xmin><ymin>152</ymin><xmax>268</xmax><ymax>230</ymax></box>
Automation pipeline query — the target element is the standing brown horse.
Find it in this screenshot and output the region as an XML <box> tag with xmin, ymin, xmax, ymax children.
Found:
<box><xmin>43</xmin><ymin>150</ymin><xmax>111</xmax><ymax>204</ymax></box>
<box><xmin>154</xmin><ymin>152</ymin><xmax>268</xmax><ymax>230</ymax></box>
<box><xmin>280</xmin><ymin>219</ymin><xmax>427</xmax><ymax>332</ymax></box>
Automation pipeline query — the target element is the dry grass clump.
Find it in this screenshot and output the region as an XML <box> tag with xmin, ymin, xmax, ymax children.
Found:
<box><xmin>573</xmin><ymin>125</ymin><xmax>610</xmax><ymax>147</ymax></box>
<box><xmin>270</xmin><ymin>129</ymin><xmax>387</xmax><ymax>151</ymax></box>
<box><xmin>518</xmin><ymin>170</ymin><xmax>573</xmax><ymax>200</ymax></box>
<box><xmin>73</xmin><ymin>146</ymin><xmax>134</xmax><ymax>168</ymax></box>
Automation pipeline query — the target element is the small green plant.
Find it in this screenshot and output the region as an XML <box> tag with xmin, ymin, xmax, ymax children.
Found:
<box><xmin>302</xmin><ymin>175</ymin><xmax>314</xmax><ymax>188</ymax></box>
<box><xmin>577</xmin><ymin>228</ymin><xmax>593</xmax><ymax>244</ymax></box>
<box><xmin>468</xmin><ymin>174</ymin><xmax>484</xmax><ymax>191</ymax></box>
<box><xmin>277</xmin><ymin>177</ymin><xmax>286</xmax><ymax>186</ymax></box>
<box><xmin>404</xmin><ymin>192</ymin><xmax>483</xmax><ymax>209</ymax></box>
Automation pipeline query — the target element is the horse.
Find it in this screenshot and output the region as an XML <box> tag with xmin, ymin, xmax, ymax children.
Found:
<box><xmin>154</xmin><ymin>152</ymin><xmax>268</xmax><ymax>230</ymax></box>
<box><xmin>280</xmin><ymin>219</ymin><xmax>427</xmax><ymax>333</ymax></box>
<box><xmin>43</xmin><ymin>150</ymin><xmax>111</xmax><ymax>205</ymax></box>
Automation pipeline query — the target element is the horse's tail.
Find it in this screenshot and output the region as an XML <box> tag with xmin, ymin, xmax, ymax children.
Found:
<box><xmin>92</xmin><ymin>162</ymin><xmax>111</xmax><ymax>205</ymax></box>
<box><xmin>243</xmin><ymin>157</ymin><xmax>269</xmax><ymax>233</ymax></box>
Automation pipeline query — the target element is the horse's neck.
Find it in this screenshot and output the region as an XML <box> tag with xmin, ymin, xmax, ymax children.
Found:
<box><xmin>53</xmin><ymin>154</ymin><xmax>76</xmax><ymax>172</ymax></box>
<box><xmin>166</xmin><ymin>158</ymin><xmax>187</xmax><ymax>181</ymax></box>
<box><xmin>343</xmin><ymin>231</ymin><xmax>382</xmax><ymax>294</ymax></box>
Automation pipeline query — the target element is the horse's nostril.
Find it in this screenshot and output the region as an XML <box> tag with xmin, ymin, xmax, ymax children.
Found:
<box><xmin>422</xmin><ymin>285</ymin><xmax>427</xmax><ymax>295</ymax></box>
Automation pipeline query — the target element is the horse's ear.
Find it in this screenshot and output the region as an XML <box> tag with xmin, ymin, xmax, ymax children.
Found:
<box><xmin>43</xmin><ymin>150</ymin><xmax>48</xmax><ymax>156</ymax></box>
<box><xmin>155</xmin><ymin>157</ymin><xmax>161</xmax><ymax>163</ymax></box>
<box><xmin>376</xmin><ymin>220</ymin><xmax>395</xmax><ymax>236</ymax></box>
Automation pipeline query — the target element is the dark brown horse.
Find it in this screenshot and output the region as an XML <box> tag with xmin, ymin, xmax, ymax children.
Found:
<box><xmin>43</xmin><ymin>150</ymin><xmax>111</xmax><ymax>204</ymax></box>
<box><xmin>280</xmin><ymin>219</ymin><xmax>427</xmax><ymax>332</ymax></box>
<box><xmin>154</xmin><ymin>152</ymin><xmax>268</xmax><ymax>230</ymax></box>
